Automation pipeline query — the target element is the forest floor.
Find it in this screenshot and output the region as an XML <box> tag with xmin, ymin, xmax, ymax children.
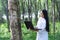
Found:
<box><xmin>0</xmin><ymin>22</ymin><xmax>60</xmax><ymax>40</ymax></box>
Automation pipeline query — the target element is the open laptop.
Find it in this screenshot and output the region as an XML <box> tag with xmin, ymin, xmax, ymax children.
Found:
<box><xmin>24</xmin><ymin>21</ymin><xmax>34</xmax><ymax>30</ymax></box>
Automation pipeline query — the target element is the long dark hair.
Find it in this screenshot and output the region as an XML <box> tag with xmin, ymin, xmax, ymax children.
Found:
<box><xmin>42</xmin><ymin>9</ymin><xmax>49</xmax><ymax>32</ymax></box>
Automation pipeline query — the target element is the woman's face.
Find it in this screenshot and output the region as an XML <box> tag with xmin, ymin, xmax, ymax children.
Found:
<box><xmin>39</xmin><ymin>11</ymin><xmax>44</xmax><ymax>18</ymax></box>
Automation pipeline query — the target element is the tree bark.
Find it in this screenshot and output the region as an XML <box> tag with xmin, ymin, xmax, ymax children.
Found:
<box><xmin>1</xmin><ymin>0</ymin><xmax>10</xmax><ymax>31</ymax></box>
<box><xmin>51</xmin><ymin>0</ymin><xmax>55</xmax><ymax>39</ymax></box>
<box><xmin>22</xmin><ymin>0</ymin><xmax>25</xmax><ymax>20</ymax></box>
<box><xmin>56</xmin><ymin>1</ymin><xmax>60</xmax><ymax>21</ymax></box>
<box><xmin>8</xmin><ymin>0</ymin><xmax>22</xmax><ymax>40</ymax></box>
<box><xmin>34</xmin><ymin>0</ymin><xmax>38</xmax><ymax>24</ymax></box>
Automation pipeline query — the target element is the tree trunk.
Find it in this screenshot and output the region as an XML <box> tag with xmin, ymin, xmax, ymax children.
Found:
<box><xmin>45</xmin><ymin>0</ymin><xmax>48</xmax><ymax>10</ymax></box>
<box><xmin>51</xmin><ymin>0</ymin><xmax>55</xmax><ymax>39</ymax></box>
<box><xmin>1</xmin><ymin>0</ymin><xmax>10</xmax><ymax>31</ymax></box>
<box><xmin>40</xmin><ymin>0</ymin><xmax>42</xmax><ymax>10</ymax></box>
<box><xmin>22</xmin><ymin>0</ymin><xmax>25</xmax><ymax>20</ymax></box>
<box><xmin>34</xmin><ymin>0</ymin><xmax>38</xmax><ymax>24</ymax></box>
<box><xmin>8</xmin><ymin>0</ymin><xmax>22</xmax><ymax>40</ymax></box>
<box><xmin>28</xmin><ymin>0</ymin><xmax>32</xmax><ymax>21</ymax></box>
<box><xmin>56</xmin><ymin>1</ymin><xmax>60</xmax><ymax>21</ymax></box>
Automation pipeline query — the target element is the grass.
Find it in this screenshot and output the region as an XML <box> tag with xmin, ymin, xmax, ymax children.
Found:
<box><xmin>0</xmin><ymin>37</ymin><xmax>10</xmax><ymax>40</ymax></box>
<box><xmin>0</xmin><ymin>23</ymin><xmax>11</xmax><ymax>40</ymax></box>
<box><xmin>0</xmin><ymin>22</ymin><xmax>60</xmax><ymax>40</ymax></box>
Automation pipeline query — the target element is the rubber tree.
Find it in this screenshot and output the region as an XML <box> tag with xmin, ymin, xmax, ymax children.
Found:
<box><xmin>56</xmin><ymin>0</ymin><xmax>60</xmax><ymax>21</ymax></box>
<box><xmin>8</xmin><ymin>0</ymin><xmax>22</xmax><ymax>40</ymax></box>
<box><xmin>51</xmin><ymin>0</ymin><xmax>56</xmax><ymax>39</ymax></box>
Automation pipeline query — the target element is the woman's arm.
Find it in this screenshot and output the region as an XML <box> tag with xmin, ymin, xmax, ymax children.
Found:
<box><xmin>29</xmin><ymin>28</ymin><xmax>42</xmax><ymax>31</ymax></box>
<box><xmin>34</xmin><ymin>28</ymin><xmax>42</xmax><ymax>31</ymax></box>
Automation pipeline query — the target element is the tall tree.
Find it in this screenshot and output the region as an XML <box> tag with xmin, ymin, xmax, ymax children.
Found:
<box><xmin>28</xmin><ymin>0</ymin><xmax>32</xmax><ymax>21</ymax></box>
<box><xmin>22</xmin><ymin>0</ymin><xmax>25</xmax><ymax>20</ymax></box>
<box><xmin>56</xmin><ymin>0</ymin><xmax>60</xmax><ymax>21</ymax></box>
<box><xmin>1</xmin><ymin>0</ymin><xmax>10</xmax><ymax>31</ymax></box>
<box><xmin>34</xmin><ymin>0</ymin><xmax>38</xmax><ymax>24</ymax></box>
<box><xmin>45</xmin><ymin>0</ymin><xmax>48</xmax><ymax>10</ymax></box>
<box><xmin>51</xmin><ymin>0</ymin><xmax>55</xmax><ymax>39</ymax></box>
<box><xmin>8</xmin><ymin>0</ymin><xmax>22</xmax><ymax>40</ymax></box>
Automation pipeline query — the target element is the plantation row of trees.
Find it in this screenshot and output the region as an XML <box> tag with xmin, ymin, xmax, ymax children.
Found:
<box><xmin>0</xmin><ymin>0</ymin><xmax>60</xmax><ymax>40</ymax></box>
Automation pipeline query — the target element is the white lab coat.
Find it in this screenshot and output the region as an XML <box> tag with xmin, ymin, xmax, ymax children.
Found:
<box><xmin>36</xmin><ymin>17</ymin><xmax>48</xmax><ymax>40</ymax></box>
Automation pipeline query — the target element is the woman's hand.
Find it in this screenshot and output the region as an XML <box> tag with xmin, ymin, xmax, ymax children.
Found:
<box><xmin>29</xmin><ymin>27</ymin><xmax>42</xmax><ymax>32</ymax></box>
<box><xmin>34</xmin><ymin>28</ymin><xmax>40</xmax><ymax>31</ymax></box>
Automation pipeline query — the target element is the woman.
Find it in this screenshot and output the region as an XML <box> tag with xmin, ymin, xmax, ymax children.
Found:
<box><xmin>30</xmin><ymin>9</ymin><xmax>49</xmax><ymax>40</ymax></box>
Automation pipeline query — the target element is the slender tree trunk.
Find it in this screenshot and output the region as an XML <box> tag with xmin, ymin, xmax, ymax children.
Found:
<box><xmin>1</xmin><ymin>0</ymin><xmax>10</xmax><ymax>31</ymax></box>
<box><xmin>30</xmin><ymin>0</ymin><xmax>32</xmax><ymax>21</ymax></box>
<box><xmin>56</xmin><ymin>1</ymin><xmax>60</xmax><ymax>21</ymax></box>
<box><xmin>51</xmin><ymin>0</ymin><xmax>55</xmax><ymax>39</ymax></box>
<box><xmin>28</xmin><ymin>0</ymin><xmax>32</xmax><ymax>21</ymax></box>
<box><xmin>22</xmin><ymin>0</ymin><xmax>25</xmax><ymax>20</ymax></box>
<box><xmin>45</xmin><ymin>0</ymin><xmax>48</xmax><ymax>10</ymax></box>
<box><xmin>6</xmin><ymin>0</ymin><xmax>10</xmax><ymax>32</ymax></box>
<box><xmin>34</xmin><ymin>0</ymin><xmax>38</xmax><ymax>24</ymax></box>
<box><xmin>8</xmin><ymin>0</ymin><xmax>22</xmax><ymax>40</ymax></box>
<box><xmin>40</xmin><ymin>0</ymin><xmax>42</xmax><ymax>10</ymax></box>
<box><xmin>44</xmin><ymin>3</ymin><xmax>45</xmax><ymax>9</ymax></box>
<box><xmin>28</xmin><ymin>0</ymin><xmax>30</xmax><ymax>20</ymax></box>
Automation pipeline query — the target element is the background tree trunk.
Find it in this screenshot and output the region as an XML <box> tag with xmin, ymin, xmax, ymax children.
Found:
<box><xmin>56</xmin><ymin>1</ymin><xmax>60</xmax><ymax>21</ymax></box>
<box><xmin>51</xmin><ymin>0</ymin><xmax>55</xmax><ymax>39</ymax></box>
<box><xmin>28</xmin><ymin>0</ymin><xmax>32</xmax><ymax>21</ymax></box>
<box><xmin>1</xmin><ymin>0</ymin><xmax>10</xmax><ymax>31</ymax></box>
<box><xmin>22</xmin><ymin>0</ymin><xmax>25</xmax><ymax>20</ymax></box>
<box><xmin>34</xmin><ymin>0</ymin><xmax>38</xmax><ymax>24</ymax></box>
<box><xmin>8</xmin><ymin>0</ymin><xmax>22</xmax><ymax>40</ymax></box>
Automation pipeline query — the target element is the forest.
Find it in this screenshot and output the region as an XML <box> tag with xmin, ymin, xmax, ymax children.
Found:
<box><xmin>0</xmin><ymin>0</ymin><xmax>60</xmax><ymax>40</ymax></box>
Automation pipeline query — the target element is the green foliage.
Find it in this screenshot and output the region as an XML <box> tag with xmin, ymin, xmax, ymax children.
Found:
<box><xmin>0</xmin><ymin>23</ymin><xmax>11</xmax><ymax>40</ymax></box>
<box><xmin>21</xmin><ymin>23</ymin><xmax>36</xmax><ymax>40</ymax></box>
<box><xmin>0</xmin><ymin>22</ymin><xmax>60</xmax><ymax>40</ymax></box>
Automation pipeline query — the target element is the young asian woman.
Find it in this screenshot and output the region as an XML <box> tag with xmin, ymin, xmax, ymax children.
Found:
<box><xmin>30</xmin><ymin>9</ymin><xmax>49</xmax><ymax>40</ymax></box>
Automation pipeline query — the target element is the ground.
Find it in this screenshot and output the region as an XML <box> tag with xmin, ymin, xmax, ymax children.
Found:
<box><xmin>0</xmin><ymin>22</ymin><xmax>60</xmax><ymax>40</ymax></box>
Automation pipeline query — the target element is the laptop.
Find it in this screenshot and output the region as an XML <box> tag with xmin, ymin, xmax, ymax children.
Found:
<box><xmin>24</xmin><ymin>21</ymin><xmax>34</xmax><ymax>30</ymax></box>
